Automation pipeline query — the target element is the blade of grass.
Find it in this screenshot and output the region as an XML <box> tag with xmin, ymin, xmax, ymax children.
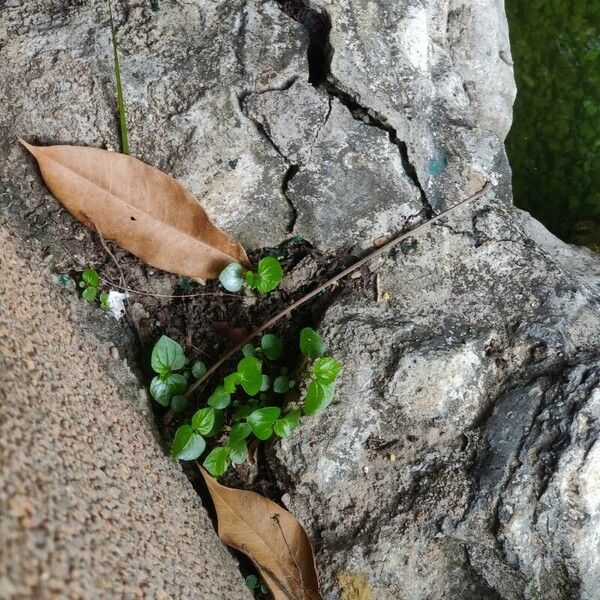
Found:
<box><xmin>108</xmin><ymin>0</ymin><xmax>129</xmax><ymax>154</ymax></box>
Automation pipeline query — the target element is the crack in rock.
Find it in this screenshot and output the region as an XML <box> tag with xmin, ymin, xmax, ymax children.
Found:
<box><xmin>276</xmin><ymin>0</ymin><xmax>434</xmax><ymax>218</ymax></box>
<box><xmin>238</xmin><ymin>88</ymin><xmax>299</xmax><ymax>232</ymax></box>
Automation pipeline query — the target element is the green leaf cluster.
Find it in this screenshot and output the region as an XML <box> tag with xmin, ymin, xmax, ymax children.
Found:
<box><xmin>298</xmin><ymin>328</ymin><xmax>342</xmax><ymax>415</ymax></box>
<box><xmin>219</xmin><ymin>256</ymin><xmax>284</xmax><ymax>294</ymax></box>
<box><xmin>79</xmin><ymin>268</ymin><xmax>110</xmax><ymax>310</ymax></box>
<box><xmin>168</xmin><ymin>328</ymin><xmax>342</xmax><ymax>478</ymax></box>
<box><xmin>149</xmin><ymin>335</ymin><xmax>206</xmax><ymax>411</ymax></box>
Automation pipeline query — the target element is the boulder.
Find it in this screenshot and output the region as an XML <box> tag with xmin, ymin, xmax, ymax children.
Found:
<box><xmin>0</xmin><ymin>225</ymin><xmax>250</xmax><ymax>599</ymax></box>
<box><xmin>273</xmin><ymin>199</ymin><xmax>600</xmax><ymax>599</ymax></box>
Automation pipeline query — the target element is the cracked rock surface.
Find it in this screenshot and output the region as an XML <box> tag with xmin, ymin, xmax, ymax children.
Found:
<box><xmin>273</xmin><ymin>199</ymin><xmax>600</xmax><ymax>599</ymax></box>
<box><xmin>1</xmin><ymin>0</ymin><xmax>600</xmax><ymax>598</ymax></box>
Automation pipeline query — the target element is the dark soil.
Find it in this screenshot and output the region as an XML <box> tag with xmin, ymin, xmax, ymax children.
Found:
<box><xmin>82</xmin><ymin>234</ymin><xmax>377</xmax><ymax>497</ymax></box>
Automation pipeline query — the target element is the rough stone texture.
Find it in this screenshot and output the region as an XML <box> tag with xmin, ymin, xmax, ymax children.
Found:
<box><xmin>245</xmin><ymin>80</ymin><xmax>424</xmax><ymax>251</ymax></box>
<box><xmin>310</xmin><ymin>0</ymin><xmax>516</xmax><ymax>211</ymax></box>
<box><xmin>0</xmin><ymin>0</ymin><xmax>304</xmax><ymax>249</ymax></box>
<box><xmin>0</xmin><ymin>225</ymin><xmax>251</xmax><ymax>600</ymax></box>
<box><xmin>2</xmin><ymin>0</ymin><xmax>600</xmax><ymax>598</ymax></box>
<box><xmin>274</xmin><ymin>199</ymin><xmax>600</xmax><ymax>599</ymax></box>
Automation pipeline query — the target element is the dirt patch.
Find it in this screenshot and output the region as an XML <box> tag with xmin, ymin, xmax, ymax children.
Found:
<box><xmin>336</xmin><ymin>571</ymin><xmax>374</xmax><ymax>600</ymax></box>
<box><xmin>4</xmin><ymin>195</ymin><xmax>378</xmax><ymax>498</ymax></box>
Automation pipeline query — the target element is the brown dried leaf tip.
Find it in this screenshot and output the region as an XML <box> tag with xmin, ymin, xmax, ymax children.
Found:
<box><xmin>199</xmin><ymin>467</ymin><xmax>322</xmax><ymax>600</ymax></box>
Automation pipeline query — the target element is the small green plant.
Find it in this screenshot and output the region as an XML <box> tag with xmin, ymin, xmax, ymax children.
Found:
<box><xmin>219</xmin><ymin>256</ymin><xmax>283</xmax><ymax>294</ymax></box>
<box><xmin>245</xmin><ymin>573</ymin><xmax>268</xmax><ymax>596</ymax></box>
<box><xmin>80</xmin><ymin>267</ymin><xmax>100</xmax><ymax>301</ymax></box>
<box><xmin>150</xmin><ymin>327</ymin><xmax>342</xmax><ymax>477</ymax></box>
<box><xmin>245</xmin><ymin>575</ymin><xmax>259</xmax><ymax>591</ymax></box>
<box><xmin>149</xmin><ymin>335</ymin><xmax>206</xmax><ymax>413</ymax></box>
<box><xmin>79</xmin><ymin>268</ymin><xmax>110</xmax><ymax>310</ymax></box>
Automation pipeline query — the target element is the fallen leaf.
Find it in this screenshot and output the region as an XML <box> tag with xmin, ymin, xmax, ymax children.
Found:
<box><xmin>199</xmin><ymin>467</ymin><xmax>322</xmax><ymax>600</ymax></box>
<box><xmin>20</xmin><ymin>140</ymin><xmax>249</xmax><ymax>279</ymax></box>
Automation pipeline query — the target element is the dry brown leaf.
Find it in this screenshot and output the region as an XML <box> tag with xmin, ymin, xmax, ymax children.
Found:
<box><xmin>199</xmin><ymin>467</ymin><xmax>322</xmax><ymax>600</ymax></box>
<box><xmin>20</xmin><ymin>140</ymin><xmax>249</xmax><ymax>279</ymax></box>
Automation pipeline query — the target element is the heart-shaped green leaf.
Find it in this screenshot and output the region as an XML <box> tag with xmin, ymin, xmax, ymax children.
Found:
<box><xmin>303</xmin><ymin>380</ymin><xmax>335</xmax><ymax>416</ymax></box>
<box><xmin>192</xmin><ymin>407</ymin><xmax>216</xmax><ymax>435</ymax></box>
<box><xmin>274</xmin><ymin>410</ymin><xmax>301</xmax><ymax>438</ymax></box>
<box><xmin>203</xmin><ymin>446</ymin><xmax>231</xmax><ymax>477</ymax></box>
<box><xmin>299</xmin><ymin>327</ymin><xmax>325</xmax><ymax>359</ymax></box>
<box><xmin>151</xmin><ymin>335</ymin><xmax>186</xmax><ymax>375</ymax></box>
<box><xmin>252</xmin><ymin>256</ymin><xmax>283</xmax><ymax>294</ymax></box>
<box><xmin>172</xmin><ymin>425</ymin><xmax>205</xmax><ymax>461</ymax></box>
<box><xmin>247</xmin><ymin>407</ymin><xmax>281</xmax><ymax>440</ymax></box>
<box><xmin>237</xmin><ymin>356</ymin><xmax>262</xmax><ymax>396</ymax></box>
<box><xmin>313</xmin><ymin>357</ymin><xmax>342</xmax><ymax>384</ymax></box>
<box><xmin>261</xmin><ymin>334</ymin><xmax>283</xmax><ymax>360</ymax></box>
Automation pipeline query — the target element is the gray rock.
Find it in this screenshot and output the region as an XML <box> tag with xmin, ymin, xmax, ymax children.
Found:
<box><xmin>2</xmin><ymin>0</ymin><xmax>600</xmax><ymax>598</ymax></box>
<box><xmin>308</xmin><ymin>0</ymin><xmax>516</xmax><ymax>211</ymax></box>
<box><xmin>245</xmin><ymin>78</ymin><xmax>425</xmax><ymax>252</ymax></box>
<box><xmin>273</xmin><ymin>196</ymin><xmax>600</xmax><ymax>599</ymax></box>
<box><xmin>0</xmin><ymin>0</ymin><xmax>304</xmax><ymax>249</ymax></box>
<box><xmin>244</xmin><ymin>79</ymin><xmax>330</xmax><ymax>166</ymax></box>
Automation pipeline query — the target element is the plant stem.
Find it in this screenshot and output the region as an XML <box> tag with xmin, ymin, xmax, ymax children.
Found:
<box><xmin>184</xmin><ymin>182</ymin><xmax>492</xmax><ymax>399</ymax></box>
<box><xmin>108</xmin><ymin>0</ymin><xmax>129</xmax><ymax>154</ymax></box>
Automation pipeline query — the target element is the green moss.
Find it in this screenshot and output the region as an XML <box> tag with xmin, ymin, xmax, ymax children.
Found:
<box><xmin>506</xmin><ymin>0</ymin><xmax>600</xmax><ymax>250</ymax></box>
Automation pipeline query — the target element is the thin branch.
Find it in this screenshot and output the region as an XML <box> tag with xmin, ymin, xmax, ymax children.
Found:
<box><xmin>184</xmin><ymin>181</ymin><xmax>491</xmax><ymax>399</ymax></box>
<box><xmin>98</xmin><ymin>275</ymin><xmax>239</xmax><ymax>299</ymax></box>
<box><xmin>95</xmin><ymin>226</ymin><xmax>142</xmax><ymax>342</ymax></box>
<box><xmin>96</xmin><ymin>227</ymin><xmax>126</xmax><ymax>291</ymax></box>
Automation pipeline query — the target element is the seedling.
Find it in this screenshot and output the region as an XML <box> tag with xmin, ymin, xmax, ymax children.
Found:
<box><xmin>80</xmin><ymin>267</ymin><xmax>100</xmax><ymax>301</ymax></box>
<box><xmin>152</xmin><ymin>327</ymin><xmax>342</xmax><ymax>477</ymax></box>
<box><xmin>79</xmin><ymin>268</ymin><xmax>112</xmax><ymax>311</ymax></box>
<box><xmin>245</xmin><ymin>574</ymin><xmax>268</xmax><ymax>597</ymax></box>
<box><xmin>219</xmin><ymin>256</ymin><xmax>283</xmax><ymax>294</ymax></box>
<box><xmin>149</xmin><ymin>335</ymin><xmax>206</xmax><ymax>410</ymax></box>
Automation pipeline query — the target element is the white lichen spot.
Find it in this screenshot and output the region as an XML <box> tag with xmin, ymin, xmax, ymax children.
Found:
<box><xmin>400</xmin><ymin>6</ymin><xmax>429</xmax><ymax>73</ymax></box>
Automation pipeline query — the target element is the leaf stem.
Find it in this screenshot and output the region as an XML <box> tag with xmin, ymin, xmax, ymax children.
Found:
<box><xmin>184</xmin><ymin>182</ymin><xmax>492</xmax><ymax>399</ymax></box>
<box><xmin>108</xmin><ymin>0</ymin><xmax>129</xmax><ymax>154</ymax></box>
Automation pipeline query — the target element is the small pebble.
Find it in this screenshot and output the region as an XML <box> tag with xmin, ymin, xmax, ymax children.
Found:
<box><xmin>382</xmin><ymin>291</ymin><xmax>390</xmax><ymax>301</ymax></box>
<box><xmin>388</xmin><ymin>453</ymin><xmax>396</xmax><ymax>462</ymax></box>
<box><xmin>350</xmin><ymin>271</ymin><xmax>362</xmax><ymax>279</ymax></box>
<box><xmin>110</xmin><ymin>347</ymin><xmax>119</xmax><ymax>360</ymax></box>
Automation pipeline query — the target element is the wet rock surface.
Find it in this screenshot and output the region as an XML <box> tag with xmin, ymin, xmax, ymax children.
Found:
<box><xmin>1</xmin><ymin>0</ymin><xmax>599</xmax><ymax>598</ymax></box>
